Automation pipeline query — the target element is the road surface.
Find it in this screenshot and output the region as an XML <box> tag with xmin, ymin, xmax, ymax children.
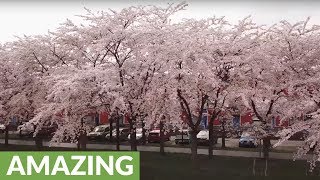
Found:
<box><xmin>0</xmin><ymin>139</ymin><xmax>311</xmax><ymax>161</ymax></box>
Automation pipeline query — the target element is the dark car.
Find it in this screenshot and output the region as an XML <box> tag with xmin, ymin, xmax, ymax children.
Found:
<box><xmin>37</xmin><ymin>123</ymin><xmax>58</xmax><ymax>138</ymax></box>
<box><xmin>288</xmin><ymin>130</ymin><xmax>308</xmax><ymax>141</ymax></box>
<box><xmin>87</xmin><ymin>125</ymin><xmax>111</xmax><ymax>141</ymax></box>
<box><xmin>175</xmin><ymin>129</ymin><xmax>190</xmax><ymax>144</ymax></box>
<box><xmin>147</xmin><ymin>129</ymin><xmax>170</xmax><ymax>143</ymax></box>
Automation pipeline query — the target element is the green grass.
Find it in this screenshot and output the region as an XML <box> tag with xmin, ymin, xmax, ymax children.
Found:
<box><xmin>0</xmin><ymin>144</ymin><xmax>318</xmax><ymax>178</ymax></box>
<box><xmin>140</xmin><ymin>152</ymin><xmax>319</xmax><ymax>179</ymax></box>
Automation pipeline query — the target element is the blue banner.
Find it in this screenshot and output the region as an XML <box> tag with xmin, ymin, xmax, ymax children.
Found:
<box><xmin>200</xmin><ymin>109</ymin><xmax>208</xmax><ymax>129</ymax></box>
<box><xmin>232</xmin><ymin>115</ymin><xmax>240</xmax><ymax>128</ymax></box>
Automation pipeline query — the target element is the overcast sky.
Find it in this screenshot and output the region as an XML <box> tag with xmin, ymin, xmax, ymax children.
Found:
<box><xmin>1</xmin><ymin>0</ymin><xmax>320</xmax><ymax>43</ymax></box>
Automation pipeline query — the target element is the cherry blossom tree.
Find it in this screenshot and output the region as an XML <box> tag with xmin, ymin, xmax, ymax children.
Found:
<box><xmin>0</xmin><ymin>40</ymin><xmax>49</xmax><ymax>146</ymax></box>
<box><xmin>196</xmin><ymin>16</ymin><xmax>266</xmax><ymax>158</ymax></box>
<box><xmin>143</xmin><ymin>17</ymin><xmax>225</xmax><ymax>160</ymax></box>
<box><xmin>48</xmin><ymin>7</ymin><xmax>147</xmax><ymax>150</ymax></box>
<box><xmin>28</xmin><ymin>66</ymin><xmax>119</xmax><ymax>149</ymax></box>
<box><xmin>269</xmin><ymin>18</ymin><xmax>320</xmax><ymax>172</ymax></box>
<box><xmin>232</xmin><ymin>18</ymin><xmax>320</xmax><ymax>175</ymax></box>
<box><xmin>3</xmin><ymin>3</ymin><xmax>320</xmax><ymax>173</ymax></box>
<box><xmin>45</xmin><ymin>3</ymin><xmax>189</xmax><ymax>151</ymax></box>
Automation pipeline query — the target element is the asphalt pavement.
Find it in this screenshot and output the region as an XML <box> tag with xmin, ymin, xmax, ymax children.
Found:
<box><xmin>0</xmin><ymin>138</ymin><xmax>311</xmax><ymax>161</ymax></box>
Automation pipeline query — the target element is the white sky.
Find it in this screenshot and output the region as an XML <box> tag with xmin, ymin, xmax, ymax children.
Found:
<box><xmin>1</xmin><ymin>0</ymin><xmax>320</xmax><ymax>43</ymax></box>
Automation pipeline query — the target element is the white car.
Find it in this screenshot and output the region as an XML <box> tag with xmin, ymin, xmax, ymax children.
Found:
<box><xmin>239</xmin><ymin>132</ymin><xmax>258</xmax><ymax>148</ymax></box>
<box><xmin>128</xmin><ymin>128</ymin><xmax>148</xmax><ymax>142</ymax></box>
<box><xmin>17</xmin><ymin>123</ymin><xmax>35</xmax><ymax>136</ymax></box>
<box><xmin>0</xmin><ymin>124</ymin><xmax>5</xmax><ymax>133</ymax></box>
<box><xmin>105</xmin><ymin>128</ymin><xmax>130</xmax><ymax>141</ymax></box>
<box><xmin>196</xmin><ymin>130</ymin><xmax>218</xmax><ymax>145</ymax></box>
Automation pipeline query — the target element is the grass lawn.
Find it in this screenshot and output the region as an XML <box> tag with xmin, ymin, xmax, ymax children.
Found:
<box><xmin>140</xmin><ymin>152</ymin><xmax>317</xmax><ymax>179</ymax></box>
<box><xmin>0</xmin><ymin>144</ymin><xmax>318</xmax><ymax>178</ymax></box>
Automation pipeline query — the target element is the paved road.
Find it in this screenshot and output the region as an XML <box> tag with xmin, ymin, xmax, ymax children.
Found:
<box><xmin>2</xmin><ymin>131</ymin><xmax>304</xmax><ymax>148</ymax></box>
<box><xmin>0</xmin><ymin>139</ymin><xmax>311</xmax><ymax>160</ymax></box>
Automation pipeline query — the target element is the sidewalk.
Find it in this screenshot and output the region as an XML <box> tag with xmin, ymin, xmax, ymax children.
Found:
<box><xmin>0</xmin><ymin>139</ymin><xmax>311</xmax><ymax>160</ymax></box>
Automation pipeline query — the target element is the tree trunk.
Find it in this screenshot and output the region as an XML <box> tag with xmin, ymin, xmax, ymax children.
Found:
<box><xmin>159</xmin><ymin>121</ymin><xmax>165</xmax><ymax>155</ymax></box>
<box><xmin>19</xmin><ymin>127</ymin><xmax>22</xmax><ymax>137</ymax></box>
<box><xmin>181</xmin><ymin>130</ymin><xmax>184</xmax><ymax>145</ymax></box>
<box><xmin>264</xmin><ymin>158</ymin><xmax>268</xmax><ymax>176</ymax></box>
<box><xmin>33</xmin><ymin>124</ymin><xmax>42</xmax><ymax>150</ymax></box>
<box><xmin>190</xmin><ymin>130</ymin><xmax>198</xmax><ymax>161</ymax></box>
<box><xmin>221</xmin><ymin>121</ymin><xmax>226</xmax><ymax>149</ymax></box>
<box><xmin>129</xmin><ymin>119</ymin><xmax>137</xmax><ymax>151</ymax></box>
<box><xmin>109</xmin><ymin>118</ymin><xmax>113</xmax><ymax>142</ymax></box>
<box><xmin>259</xmin><ymin>139</ymin><xmax>262</xmax><ymax>158</ymax></box>
<box><xmin>221</xmin><ymin>134</ymin><xmax>226</xmax><ymax>148</ymax></box>
<box><xmin>263</xmin><ymin>136</ymin><xmax>271</xmax><ymax>176</ymax></box>
<box><xmin>263</xmin><ymin>137</ymin><xmax>271</xmax><ymax>159</ymax></box>
<box><xmin>77</xmin><ymin>119</ymin><xmax>87</xmax><ymax>151</ymax></box>
<box><xmin>208</xmin><ymin>121</ymin><xmax>214</xmax><ymax>159</ymax></box>
<box><xmin>77</xmin><ymin>139</ymin><xmax>80</xmax><ymax>151</ymax></box>
<box><xmin>116</xmin><ymin>116</ymin><xmax>120</xmax><ymax>151</ymax></box>
<box><xmin>4</xmin><ymin>125</ymin><xmax>9</xmax><ymax>146</ymax></box>
<box><xmin>35</xmin><ymin>135</ymin><xmax>43</xmax><ymax>150</ymax></box>
<box><xmin>252</xmin><ymin>158</ymin><xmax>256</xmax><ymax>176</ymax></box>
<box><xmin>141</xmin><ymin>120</ymin><xmax>146</xmax><ymax>145</ymax></box>
<box><xmin>78</xmin><ymin>131</ymin><xmax>87</xmax><ymax>150</ymax></box>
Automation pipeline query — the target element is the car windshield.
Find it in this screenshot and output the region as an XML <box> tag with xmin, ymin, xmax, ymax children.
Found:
<box><xmin>21</xmin><ymin>123</ymin><xmax>34</xmax><ymax>129</ymax></box>
<box><xmin>150</xmin><ymin>132</ymin><xmax>159</xmax><ymax>135</ymax></box>
<box><xmin>93</xmin><ymin>126</ymin><xmax>106</xmax><ymax>132</ymax></box>
<box><xmin>111</xmin><ymin>128</ymin><xmax>130</xmax><ymax>133</ymax></box>
<box><xmin>136</xmin><ymin>128</ymin><xmax>142</xmax><ymax>134</ymax></box>
<box><xmin>198</xmin><ymin>130</ymin><xmax>208</xmax><ymax>135</ymax></box>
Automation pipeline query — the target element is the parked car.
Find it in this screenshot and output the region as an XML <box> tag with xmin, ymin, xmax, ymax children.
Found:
<box><xmin>87</xmin><ymin>125</ymin><xmax>111</xmax><ymax>141</ymax></box>
<box><xmin>135</xmin><ymin>128</ymin><xmax>144</xmax><ymax>141</ymax></box>
<box><xmin>17</xmin><ymin>122</ymin><xmax>58</xmax><ymax>138</ymax></box>
<box><xmin>289</xmin><ymin>130</ymin><xmax>308</xmax><ymax>141</ymax></box>
<box><xmin>197</xmin><ymin>129</ymin><xmax>218</xmax><ymax>145</ymax></box>
<box><xmin>0</xmin><ymin>124</ymin><xmax>5</xmax><ymax>133</ymax></box>
<box><xmin>106</xmin><ymin>127</ymin><xmax>130</xmax><ymax>141</ymax></box>
<box><xmin>127</xmin><ymin>128</ymin><xmax>149</xmax><ymax>143</ymax></box>
<box><xmin>17</xmin><ymin>123</ymin><xmax>35</xmax><ymax>137</ymax></box>
<box><xmin>239</xmin><ymin>132</ymin><xmax>258</xmax><ymax>148</ymax></box>
<box><xmin>37</xmin><ymin>123</ymin><xmax>58</xmax><ymax>138</ymax></box>
<box><xmin>175</xmin><ymin>129</ymin><xmax>190</xmax><ymax>144</ymax></box>
<box><xmin>147</xmin><ymin>129</ymin><xmax>170</xmax><ymax>143</ymax></box>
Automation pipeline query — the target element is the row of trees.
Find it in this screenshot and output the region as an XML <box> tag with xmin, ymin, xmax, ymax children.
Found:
<box><xmin>0</xmin><ymin>2</ymin><xmax>320</xmax><ymax>169</ymax></box>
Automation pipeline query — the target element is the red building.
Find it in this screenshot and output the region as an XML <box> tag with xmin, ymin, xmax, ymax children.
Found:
<box><xmin>183</xmin><ymin>109</ymin><xmax>290</xmax><ymax>129</ymax></box>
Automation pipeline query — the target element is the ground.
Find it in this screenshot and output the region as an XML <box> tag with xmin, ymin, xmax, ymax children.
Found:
<box><xmin>140</xmin><ymin>152</ymin><xmax>316</xmax><ymax>179</ymax></box>
<box><xmin>0</xmin><ymin>133</ymin><xmax>301</xmax><ymax>153</ymax></box>
<box><xmin>0</xmin><ymin>144</ymin><xmax>318</xmax><ymax>179</ymax></box>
